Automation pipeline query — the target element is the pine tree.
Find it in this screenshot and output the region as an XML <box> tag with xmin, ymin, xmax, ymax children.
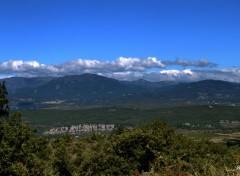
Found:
<box><xmin>0</xmin><ymin>81</ymin><xmax>9</xmax><ymax>117</ymax></box>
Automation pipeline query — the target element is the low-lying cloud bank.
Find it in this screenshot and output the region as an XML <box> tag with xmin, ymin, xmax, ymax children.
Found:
<box><xmin>0</xmin><ymin>57</ymin><xmax>239</xmax><ymax>83</ymax></box>
<box><xmin>103</xmin><ymin>68</ymin><xmax>240</xmax><ymax>83</ymax></box>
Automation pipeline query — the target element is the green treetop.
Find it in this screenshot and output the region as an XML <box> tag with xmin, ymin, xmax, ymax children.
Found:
<box><xmin>0</xmin><ymin>81</ymin><xmax>9</xmax><ymax>117</ymax></box>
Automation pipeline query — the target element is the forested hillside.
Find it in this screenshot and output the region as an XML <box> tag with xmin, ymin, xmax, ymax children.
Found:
<box><xmin>2</xmin><ymin>74</ymin><xmax>240</xmax><ymax>109</ymax></box>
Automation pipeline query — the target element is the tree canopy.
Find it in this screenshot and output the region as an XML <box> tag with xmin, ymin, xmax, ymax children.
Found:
<box><xmin>0</xmin><ymin>81</ymin><xmax>9</xmax><ymax>117</ymax></box>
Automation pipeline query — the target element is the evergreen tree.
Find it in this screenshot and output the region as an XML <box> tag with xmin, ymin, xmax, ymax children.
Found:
<box><xmin>0</xmin><ymin>81</ymin><xmax>9</xmax><ymax>117</ymax></box>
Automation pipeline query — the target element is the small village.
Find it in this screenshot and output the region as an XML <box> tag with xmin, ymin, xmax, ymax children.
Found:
<box><xmin>44</xmin><ymin>123</ymin><xmax>115</xmax><ymax>135</ymax></box>
<box><xmin>219</xmin><ymin>120</ymin><xmax>240</xmax><ymax>128</ymax></box>
<box><xmin>181</xmin><ymin>120</ymin><xmax>240</xmax><ymax>129</ymax></box>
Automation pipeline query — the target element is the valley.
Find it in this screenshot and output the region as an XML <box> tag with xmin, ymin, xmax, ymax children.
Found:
<box><xmin>19</xmin><ymin>105</ymin><xmax>240</xmax><ymax>143</ymax></box>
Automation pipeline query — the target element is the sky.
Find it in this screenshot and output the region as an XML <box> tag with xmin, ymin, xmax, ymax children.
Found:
<box><xmin>1</xmin><ymin>0</ymin><xmax>240</xmax><ymax>82</ymax></box>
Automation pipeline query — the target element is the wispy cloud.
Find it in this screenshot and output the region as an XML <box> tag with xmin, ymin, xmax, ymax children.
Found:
<box><xmin>1</xmin><ymin>57</ymin><xmax>238</xmax><ymax>83</ymax></box>
<box><xmin>162</xmin><ymin>58</ymin><xmax>217</xmax><ymax>67</ymax></box>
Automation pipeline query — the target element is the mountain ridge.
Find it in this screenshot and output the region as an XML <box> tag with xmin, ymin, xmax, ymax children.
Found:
<box><xmin>1</xmin><ymin>74</ymin><xmax>240</xmax><ymax>108</ymax></box>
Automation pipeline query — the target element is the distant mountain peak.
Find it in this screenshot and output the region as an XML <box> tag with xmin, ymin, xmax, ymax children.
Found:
<box><xmin>135</xmin><ymin>79</ymin><xmax>150</xmax><ymax>83</ymax></box>
<box><xmin>4</xmin><ymin>74</ymin><xmax>240</xmax><ymax>109</ymax></box>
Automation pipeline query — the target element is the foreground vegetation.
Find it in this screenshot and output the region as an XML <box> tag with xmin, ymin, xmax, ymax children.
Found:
<box><xmin>1</xmin><ymin>114</ymin><xmax>240</xmax><ymax>175</ymax></box>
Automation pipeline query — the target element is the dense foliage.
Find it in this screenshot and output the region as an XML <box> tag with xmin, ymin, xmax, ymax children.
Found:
<box><xmin>0</xmin><ymin>81</ymin><xmax>9</xmax><ymax>117</ymax></box>
<box><xmin>1</xmin><ymin>116</ymin><xmax>240</xmax><ymax>175</ymax></box>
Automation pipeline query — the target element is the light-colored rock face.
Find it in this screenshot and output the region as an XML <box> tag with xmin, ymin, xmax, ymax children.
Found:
<box><xmin>44</xmin><ymin>123</ymin><xmax>115</xmax><ymax>135</ymax></box>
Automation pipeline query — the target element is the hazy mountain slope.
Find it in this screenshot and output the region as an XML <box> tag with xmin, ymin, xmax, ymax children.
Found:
<box><xmin>2</xmin><ymin>77</ymin><xmax>54</xmax><ymax>92</ymax></box>
<box><xmin>123</xmin><ymin>79</ymin><xmax>179</xmax><ymax>91</ymax></box>
<box><xmin>22</xmin><ymin>74</ymin><xmax>141</xmax><ymax>100</ymax></box>
<box><xmin>126</xmin><ymin>79</ymin><xmax>240</xmax><ymax>104</ymax></box>
<box><xmin>2</xmin><ymin>74</ymin><xmax>240</xmax><ymax>108</ymax></box>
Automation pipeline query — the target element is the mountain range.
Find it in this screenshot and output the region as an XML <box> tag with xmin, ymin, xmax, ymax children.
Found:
<box><xmin>1</xmin><ymin>73</ymin><xmax>240</xmax><ymax>109</ymax></box>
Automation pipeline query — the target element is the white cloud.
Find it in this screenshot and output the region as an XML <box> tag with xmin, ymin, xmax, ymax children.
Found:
<box><xmin>1</xmin><ymin>57</ymin><xmax>239</xmax><ymax>83</ymax></box>
<box><xmin>160</xmin><ymin>70</ymin><xmax>181</xmax><ymax>76</ymax></box>
<box><xmin>0</xmin><ymin>60</ymin><xmax>45</xmax><ymax>72</ymax></box>
<box><xmin>0</xmin><ymin>57</ymin><xmax>215</xmax><ymax>76</ymax></box>
<box><xmin>183</xmin><ymin>69</ymin><xmax>193</xmax><ymax>75</ymax></box>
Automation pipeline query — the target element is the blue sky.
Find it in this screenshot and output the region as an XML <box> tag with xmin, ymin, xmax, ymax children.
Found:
<box><xmin>1</xmin><ymin>0</ymin><xmax>240</xmax><ymax>82</ymax></box>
